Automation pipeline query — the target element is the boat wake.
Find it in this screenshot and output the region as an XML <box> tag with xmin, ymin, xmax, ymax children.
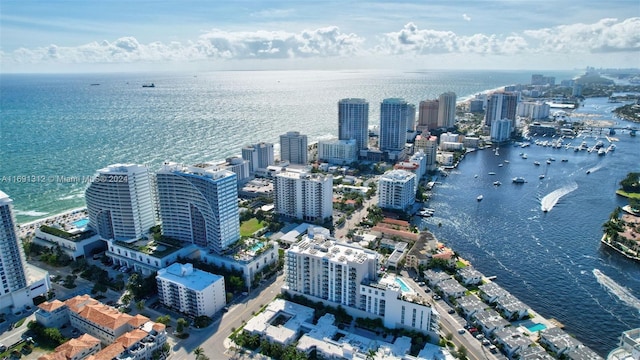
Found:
<box><xmin>593</xmin><ymin>269</ymin><xmax>640</xmax><ymax>311</ymax></box>
<box><xmin>586</xmin><ymin>164</ymin><xmax>603</xmax><ymax>174</ymax></box>
<box><xmin>540</xmin><ymin>182</ymin><xmax>578</xmax><ymax>212</ymax></box>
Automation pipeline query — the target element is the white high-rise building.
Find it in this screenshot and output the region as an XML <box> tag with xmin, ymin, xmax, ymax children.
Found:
<box><xmin>338</xmin><ymin>98</ymin><xmax>369</xmax><ymax>152</ymax></box>
<box><xmin>491</xmin><ymin>119</ymin><xmax>512</xmax><ymax>143</ymax></box>
<box><xmin>242</xmin><ymin>142</ymin><xmax>274</xmax><ymax>173</ymax></box>
<box><xmin>156</xmin><ymin>263</ymin><xmax>226</xmax><ymax>317</ymax></box>
<box><xmin>378</xmin><ymin>170</ymin><xmax>416</xmax><ymax>211</ymax></box>
<box><xmin>280</xmin><ymin>131</ymin><xmax>308</xmax><ymax>165</ymax></box>
<box><xmin>274</xmin><ymin>169</ymin><xmax>332</xmax><ymax>223</ymax></box>
<box><xmin>318</xmin><ymin>139</ymin><xmax>357</xmax><ymax>165</ymax></box>
<box><xmin>437</xmin><ymin>92</ymin><xmax>457</xmax><ymax>128</ymax></box>
<box><xmin>380</xmin><ymin>98</ymin><xmax>409</xmax><ymax>159</ymax></box>
<box><xmin>85</xmin><ymin>164</ymin><xmax>155</xmax><ymax>241</ymax></box>
<box><xmin>155</xmin><ymin>162</ymin><xmax>240</xmax><ymax>254</ymax></box>
<box><xmin>284</xmin><ymin>235</ymin><xmax>379</xmax><ymax>308</ymax></box>
<box><xmin>0</xmin><ymin>191</ymin><xmax>50</xmax><ymax>312</ymax></box>
<box><xmin>0</xmin><ymin>191</ymin><xmax>28</xmax><ymax>296</ymax></box>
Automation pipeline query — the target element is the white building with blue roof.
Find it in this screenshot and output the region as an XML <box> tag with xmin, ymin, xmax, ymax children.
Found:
<box><xmin>156</xmin><ymin>262</ymin><xmax>226</xmax><ymax>317</ymax></box>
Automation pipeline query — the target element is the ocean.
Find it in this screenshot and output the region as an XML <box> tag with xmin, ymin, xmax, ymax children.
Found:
<box><xmin>1</xmin><ymin>70</ymin><xmax>638</xmax><ymax>354</ymax></box>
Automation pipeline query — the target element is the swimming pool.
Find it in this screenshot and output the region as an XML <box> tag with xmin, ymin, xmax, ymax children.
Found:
<box><xmin>72</xmin><ymin>218</ymin><xmax>89</xmax><ymax>227</ymax></box>
<box><xmin>527</xmin><ymin>323</ymin><xmax>547</xmax><ymax>332</ymax></box>
<box><xmin>250</xmin><ymin>242</ymin><xmax>265</xmax><ymax>252</ymax></box>
<box><xmin>395</xmin><ymin>278</ymin><xmax>412</xmax><ymax>293</ymax></box>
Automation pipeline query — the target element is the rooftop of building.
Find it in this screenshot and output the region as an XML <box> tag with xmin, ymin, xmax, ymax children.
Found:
<box><xmin>157</xmin><ymin>263</ymin><xmax>223</xmax><ymax>291</ymax></box>
<box><xmin>379</xmin><ymin>169</ymin><xmax>415</xmax><ymax>182</ymax></box>
<box><xmin>289</xmin><ymin>235</ymin><xmax>377</xmax><ymax>265</ymax></box>
<box><xmin>113</xmin><ymin>233</ymin><xmax>184</xmax><ymax>258</ymax></box>
<box><xmin>158</xmin><ymin>161</ymin><xmax>235</xmax><ymax>180</ymax></box>
<box><xmin>96</xmin><ymin>163</ymin><xmax>148</xmax><ymax>175</ymax></box>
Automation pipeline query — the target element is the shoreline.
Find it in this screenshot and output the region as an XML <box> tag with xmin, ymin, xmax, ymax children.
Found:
<box><xmin>17</xmin><ymin>207</ymin><xmax>87</xmax><ymax>239</ymax></box>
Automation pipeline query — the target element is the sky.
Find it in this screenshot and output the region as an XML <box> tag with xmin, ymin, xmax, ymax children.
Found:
<box><xmin>1</xmin><ymin>0</ymin><xmax>639</xmax><ymax>73</ymax></box>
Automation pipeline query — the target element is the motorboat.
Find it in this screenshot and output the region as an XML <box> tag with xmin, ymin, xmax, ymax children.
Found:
<box><xmin>477</xmin><ymin>195</ymin><xmax>484</xmax><ymax>201</ymax></box>
<box><xmin>512</xmin><ymin>177</ymin><xmax>526</xmax><ymax>183</ymax></box>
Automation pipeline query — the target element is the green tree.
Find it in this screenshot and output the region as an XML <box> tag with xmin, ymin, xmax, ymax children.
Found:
<box><xmin>156</xmin><ymin>315</ymin><xmax>171</xmax><ymax>325</ymax></box>
<box><xmin>136</xmin><ymin>300</ymin><xmax>145</xmax><ymax>311</ymax></box>
<box><xmin>176</xmin><ymin>318</ymin><xmax>189</xmax><ymax>334</ymax></box>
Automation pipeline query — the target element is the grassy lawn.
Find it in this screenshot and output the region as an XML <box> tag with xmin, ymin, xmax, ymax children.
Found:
<box><xmin>616</xmin><ymin>190</ymin><xmax>640</xmax><ymax>199</ymax></box>
<box><xmin>240</xmin><ymin>218</ymin><xmax>264</xmax><ymax>237</ymax></box>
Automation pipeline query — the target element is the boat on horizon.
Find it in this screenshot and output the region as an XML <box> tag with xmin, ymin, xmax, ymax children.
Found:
<box><xmin>142</xmin><ymin>83</ymin><xmax>155</xmax><ymax>88</ymax></box>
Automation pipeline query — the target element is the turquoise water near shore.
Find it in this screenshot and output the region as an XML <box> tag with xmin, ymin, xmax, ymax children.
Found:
<box><xmin>2</xmin><ymin>70</ymin><xmax>638</xmax><ymax>355</ymax></box>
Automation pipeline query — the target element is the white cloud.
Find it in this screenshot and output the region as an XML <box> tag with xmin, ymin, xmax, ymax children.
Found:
<box><xmin>462</xmin><ymin>13</ymin><xmax>471</xmax><ymax>22</ymax></box>
<box><xmin>1</xmin><ymin>17</ymin><xmax>638</xmax><ymax>70</ymax></box>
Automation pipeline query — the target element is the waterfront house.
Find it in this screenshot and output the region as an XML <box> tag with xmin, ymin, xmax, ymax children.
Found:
<box><xmin>539</xmin><ymin>327</ymin><xmax>582</xmax><ymax>357</ymax></box>
<box><xmin>495</xmin><ymin>294</ymin><xmax>530</xmax><ymax>320</ymax></box>
<box><xmin>424</xmin><ymin>269</ymin><xmax>452</xmax><ymax>287</ymax></box>
<box><xmin>456</xmin><ymin>266</ymin><xmax>484</xmax><ymax>286</ymax></box>
<box><xmin>479</xmin><ymin>282</ymin><xmax>509</xmax><ymax>304</ymax></box>
<box><xmin>519</xmin><ymin>345</ymin><xmax>554</xmax><ymax>360</ymax></box>
<box><xmin>607</xmin><ymin>328</ymin><xmax>640</xmax><ymax>360</ymax></box>
<box><xmin>456</xmin><ymin>295</ymin><xmax>487</xmax><ymax>320</ymax></box>
<box><xmin>437</xmin><ymin>278</ymin><xmax>467</xmax><ymax>299</ymax></box>
<box><xmin>565</xmin><ymin>345</ymin><xmax>604</xmax><ymax>360</ymax></box>
<box><xmin>494</xmin><ymin>327</ymin><xmax>535</xmax><ymax>359</ymax></box>
<box><xmin>473</xmin><ymin>309</ymin><xmax>510</xmax><ymax>336</ymax></box>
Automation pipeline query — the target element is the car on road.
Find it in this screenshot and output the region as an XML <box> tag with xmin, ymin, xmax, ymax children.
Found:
<box><xmin>447</xmin><ymin>309</ymin><xmax>455</xmax><ymax>314</ymax></box>
<box><xmin>482</xmin><ymin>339</ymin><xmax>491</xmax><ymax>346</ymax></box>
<box><xmin>432</xmin><ymin>294</ymin><xmax>441</xmax><ymax>300</ymax></box>
<box><xmin>457</xmin><ymin>329</ymin><xmax>465</xmax><ymax>334</ymax></box>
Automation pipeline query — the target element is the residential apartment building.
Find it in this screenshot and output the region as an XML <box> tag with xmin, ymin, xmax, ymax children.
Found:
<box><xmin>0</xmin><ymin>190</ymin><xmax>50</xmax><ymax>312</ymax></box>
<box><xmin>36</xmin><ymin>296</ymin><xmax>167</xmax><ymax>360</ymax></box>
<box><xmin>437</xmin><ymin>92</ymin><xmax>457</xmax><ymax>128</ymax></box>
<box><xmin>38</xmin><ymin>334</ymin><xmax>101</xmax><ymax>360</ymax></box>
<box><xmin>417</xmin><ymin>99</ymin><xmax>439</xmax><ymax>132</ymax></box>
<box><xmin>156</xmin><ymin>263</ymin><xmax>226</xmax><ymax>317</ymax></box>
<box><xmin>378</xmin><ymin>170</ymin><xmax>416</xmax><ymax>211</ymax></box>
<box><xmin>414</xmin><ymin>133</ymin><xmax>438</xmax><ymax>171</ymax></box>
<box><xmin>317</xmin><ymin>139</ymin><xmax>357</xmax><ymax>165</ymax></box>
<box><xmin>155</xmin><ymin>162</ymin><xmax>240</xmax><ymax>254</ymax></box>
<box><xmin>85</xmin><ymin>164</ymin><xmax>155</xmax><ymax>241</ymax></box>
<box><xmin>517</xmin><ymin>101</ymin><xmax>551</xmax><ymax>120</ymax></box>
<box><xmin>338</xmin><ymin>98</ymin><xmax>369</xmax><ymax>152</ymax></box>
<box><xmin>485</xmin><ymin>92</ymin><xmax>519</xmax><ymax>127</ymax></box>
<box><xmin>274</xmin><ymin>169</ymin><xmax>332</xmax><ymax>223</ymax></box>
<box><xmin>284</xmin><ymin>235</ymin><xmax>379</xmax><ymax>308</ymax></box>
<box><xmin>379</xmin><ymin>98</ymin><xmax>409</xmax><ymax>160</ymax></box>
<box><xmin>242</xmin><ymin>142</ymin><xmax>275</xmax><ymax>174</ymax></box>
<box><xmin>280</xmin><ymin>131</ymin><xmax>308</xmax><ymax>165</ymax></box>
<box><xmin>284</xmin><ymin>233</ymin><xmax>439</xmax><ymax>336</ymax></box>
<box><xmin>491</xmin><ymin>119</ymin><xmax>513</xmax><ymax>143</ymax></box>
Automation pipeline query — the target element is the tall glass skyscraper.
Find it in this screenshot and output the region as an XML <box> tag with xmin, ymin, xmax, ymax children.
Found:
<box><xmin>437</xmin><ymin>92</ymin><xmax>457</xmax><ymax>129</ymax></box>
<box><xmin>379</xmin><ymin>98</ymin><xmax>409</xmax><ymax>153</ymax></box>
<box><xmin>338</xmin><ymin>98</ymin><xmax>369</xmax><ymax>152</ymax></box>
<box><xmin>155</xmin><ymin>163</ymin><xmax>240</xmax><ymax>254</ymax></box>
<box><xmin>0</xmin><ymin>190</ymin><xmax>28</xmax><ymax>297</ymax></box>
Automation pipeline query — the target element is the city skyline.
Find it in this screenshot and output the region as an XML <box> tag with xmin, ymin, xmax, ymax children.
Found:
<box><xmin>1</xmin><ymin>0</ymin><xmax>638</xmax><ymax>73</ymax></box>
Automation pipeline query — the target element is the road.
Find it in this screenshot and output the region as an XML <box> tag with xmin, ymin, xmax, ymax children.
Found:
<box><xmin>169</xmin><ymin>274</ymin><xmax>285</xmax><ymax>360</ymax></box>
<box><xmin>401</xmin><ymin>276</ymin><xmax>498</xmax><ymax>360</ymax></box>
<box><xmin>334</xmin><ymin>192</ymin><xmax>379</xmax><ymax>239</ymax></box>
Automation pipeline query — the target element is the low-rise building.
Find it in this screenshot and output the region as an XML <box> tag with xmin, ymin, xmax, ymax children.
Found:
<box><xmin>437</xmin><ymin>279</ymin><xmax>467</xmax><ymax>299</ymax></box>
<box><xmin>539</xmin><ymin>327</ymin><xmax>582</xmax><ymax>357</ymax></box>
<box><xmin>33</xmin><ymin>224</ymin><xmax>103</xmax><ymax>261</ymax></box>
<box><xmin>36</xmin><ymin>299</ymin><xmax>68</xmax><ymax>328</ymax></box>
<box><xmin>495</xmin><ymin>294</ymin><xmax>530</xmax><ymax>320</ymax></box>
<box><xmin>566</xmin><ymin>346</ymin><xmax>604</xmax><ymax>360</ymax></box>
<box><xmin>38</xmin><ymin>334</ymin><xmax>101</xmax><ymax>360</ymax></box>
<box><xmin>156</xmin><ymin>263</ymin><xmax>226</xmax><ymax>317</ymax></box>
<box><xmin>479</xmin><ymin>282</ymin><xmax>509</xmax><ymax>304</ymax></box>
<box><xmin>405</xmin><ymin>231</ymin><xmax>438</xmax><ymax>271</ymax></box>
<box><xmin>456</xmin><ymin>295</ymin><xmax>487</xmax><ymax>320</ymax></box>
<box><xmin>106</xmin><ymin>238</ymin><xmax>198</xmax><ymax>277</ymax></box>
<box><xmin>457</xmin><ymin>266</ymin><xmax>484</xmax><ymax>286</ymax></box>
<box><xmin>494</xmin><ymin>327</ymin><xmax>535</xmax><ymax>359</ymax></box>
<box><xmin>472</xmin><ymin>309</ymin><xmax>510</xmax><ymax>336</ymax></box>
<box><xmin>243</xmin><ymin>298</ymin><xmax>314</xmax><ymax>346</ymax></box>
<box><xmin>519</xmin><ymin>345</ymin><xmax>554</xmax><ymax>360</ymax></box>
<box><xmin>423</xmin><ymin>269</ymin><xmax>451</xmax><ymax>287</ymax></box>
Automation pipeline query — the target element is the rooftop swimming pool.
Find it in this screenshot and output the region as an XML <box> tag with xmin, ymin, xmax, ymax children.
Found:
<box><xmin>250</xmin><ymin>242</ymin><xmax>265</xmax><ymax>252</ymax></box>
<box><xmin>527</xmin><ymin>323</ymin><xmax>547</xmax><ymax>333</ymax></box>
<box><xmin>395</xmin><ymin>278</ymin><xmax>412</xmax><ymax>293</ymax></box>
<box><xmin>72</xmin><ymin>218</ymin><xmax>89</xmax><ymax>228</ymax></box>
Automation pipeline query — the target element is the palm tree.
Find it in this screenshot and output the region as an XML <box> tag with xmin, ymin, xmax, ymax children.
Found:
<box><xmin>136</xmin><ymin>300</ymin><xmax>145</xmax><ymax>311</ymax></box>
<box><xmin>193</xmin><ymin>347</ymin><xmax>204</xmax><ymax>360</ymax></box>
<box><xmin>365</xmin><ymin>348</ymin><xmax>377</xmax><ymax>360</ymax></box>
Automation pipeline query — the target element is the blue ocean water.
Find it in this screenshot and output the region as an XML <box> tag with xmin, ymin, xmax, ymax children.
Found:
<box><xmin>1</xmin><ymin>70</ymin><xmax>638</xmax><ymax>354</ymax></box>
